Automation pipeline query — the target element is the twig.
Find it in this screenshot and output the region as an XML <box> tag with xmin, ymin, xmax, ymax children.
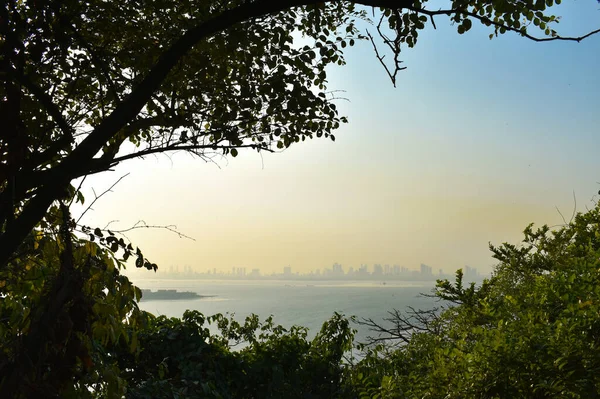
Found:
<box><xmin>75</xmin><ymin>173</ymin><xmax>130</xmax><ymax>224</ymax></box>
<box><xmin>555</xmin><ymin>206</ymin><xmax>567</xmax><ymax>226</ymax></box>
<box><xmin>102</xmin><ymin>220</ymin><xmax>120</xmax><ymax>230</ymax></box>
<box><xmin>429</xmin><ymin>14</ymin><xmax>437</xmax><ymax>29</ymax></box>
<box><xmin>405</xmin><ymin>6</ymin><xmax>600</xmax><ymax>43</ymax></box>
<box><xmin>366</xmin><ymin>29</ymin><xmax>405</xmax><ymax>87</ymax></box>
<box><xmin>111</xmin><ymin>143</ymin><xmax>271</xmax><ymax>164</ymax></box>
<box><xmin>356</xmin><ymin>305</ymin><xmax>442</xmax><ymax>347</ymax></box>
<box><xmin>110</xmin><ymin>220</ymin><xmax>196</xmax><ymax>241</ymax></box>
<box><xmin>67</xmin><ymin>174</ymin><xmax>87</xmax><ymax>208</ymax></box>
<box><xmin>570</xmin><ymin>190</ymin><xmax>577</xmax><ymax>224</ymax></box>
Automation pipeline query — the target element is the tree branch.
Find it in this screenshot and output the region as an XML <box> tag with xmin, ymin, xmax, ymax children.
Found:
<box><xmin>67</xmin><ymin>24</ymin><xmax>122</xmax><ymax>103</ymax></box>
<box><xmin>11</xmin><ymin>70</ymin><xmax>74</xmax><ymax>143</ymax></box>
<box><xmin>105</xmin><ymin>220</ymin><xmax>195</xmax><ymax>241</ymax></box>
<box><xmin>75</xmin><ymin>173</ymin><xmax>129</xmax><ymax>225</ymax></box>
<box><xmin>110</xmin><ymin>143</ymin><xmax>272</xmax><ymax>164</ymax></box>
<box><xmin>357</xmin><ymin>305</ymin><xmax>442</xmax><ymax>347</ymax></box>
<box><xmin>406</xmin><ymin>6</ymin><xmax>600</xmax><ymax>43</ymax></box>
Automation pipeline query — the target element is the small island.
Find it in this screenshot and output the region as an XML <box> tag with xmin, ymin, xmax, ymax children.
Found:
<box><xmin>140</xmin><ymin>289</ymin><xmax>215</xmax><ymax>301</ymax></box>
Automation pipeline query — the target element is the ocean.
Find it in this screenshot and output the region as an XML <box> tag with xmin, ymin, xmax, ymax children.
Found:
<box><xmin>135</xmin><ymin>279</ymin><xmax>441</xmax><ymax>346</ymax></box>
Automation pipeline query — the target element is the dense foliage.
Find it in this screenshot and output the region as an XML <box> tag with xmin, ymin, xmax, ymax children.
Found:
<box><xmin>115</xmin><ymin>311</ymin><xmax>354</xmax><ymax>398</ymax></box>
<box><xmin>348</xmin><ymin>201</ymin><xmax>600</xmax><ymax>398</ymax></box>
<box><xmin>0</xmin><ymin>207</ymin><xmax>147</xmax><ymax>397</ymax></box>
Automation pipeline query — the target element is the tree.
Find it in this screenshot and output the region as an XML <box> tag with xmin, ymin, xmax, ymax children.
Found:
<box><xmin>0</xmin><ymin>212</ymin><xmax>148</xmax><ymax>397</ymax></box>
<box><xmin>347</xmin><ymin>201</ymin><xmax>600</xmax><ymax>398</ymax></box>
<box><xmin>113</xmin><ymin>311</ymin><xmax>354</xmax><ymax>398</ymax></box>
<box><xmin>1</xmin><ymin>0</ymin><xmax>599</xmax><ymax>396</ymax></box>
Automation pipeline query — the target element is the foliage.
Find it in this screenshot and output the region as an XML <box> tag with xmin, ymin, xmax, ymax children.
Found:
<box><xmin>0</xmin><ymin>206</ymin><xmax>147</xmax><ymax>397</ymax></box>
<box><xmin>112</xmin><ymin>311</ymin><xmax>354</xmax><ymax>399</ymax></box>
<box><xmin>347</xmin><ymin>201</ymin><xmax>600</xmax><ymax>398</ymax></box>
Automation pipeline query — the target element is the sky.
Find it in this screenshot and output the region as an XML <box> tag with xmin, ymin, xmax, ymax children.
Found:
<box><xmin>74</xmin><ymin>2</ymin><xmax>600</xmax><ymax>277</ymax></box>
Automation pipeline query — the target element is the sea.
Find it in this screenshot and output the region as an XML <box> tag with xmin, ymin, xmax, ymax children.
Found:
<box><xmin>134</xmin><ymin>279</ymin><xmax>441</xmax><ymax>346</ymax></box>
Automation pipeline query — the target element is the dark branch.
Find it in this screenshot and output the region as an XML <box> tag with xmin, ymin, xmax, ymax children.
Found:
<box><xmin>67</xmin><ymin>24</ymin><xmax>122</xmax><ymax>103</ymax></box>
<box><xmin>12</xmin><ymin>71</ymin><xmax>74</xmax><ymax>143</ymax></box>
<box><xmin>104</xmin><ymin>220</ymin><xmax>195</xmax><ymax>241</ymax></box>
<box><xmin>407</xmin><ymin>6</ymin><xmax>600</xmax><ymax>43</ymax></box>
<box><xmin>366</xmin><ymin>29</ymin><xmax>406</xmax><ymax>88</ymax></box>
<box><xmin>357</xmin><ymin>305</ymin><xmax>443</xmax><ymax>347</ymax></box>
<box><xmin>76</xmin><ymin>173</ymin><xmax>129</xmax><ymax>225</ymax></box>
<box><xmin>111</xmin><ymin>143</ymin><xmax>271</xmax><ymax>164</ymax></box>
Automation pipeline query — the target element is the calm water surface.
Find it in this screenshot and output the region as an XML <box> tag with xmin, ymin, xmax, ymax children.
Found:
<box><xmin>134</xmin><ymin>279</ymin><xmax>440</xmax><ymax>344</ymax></box>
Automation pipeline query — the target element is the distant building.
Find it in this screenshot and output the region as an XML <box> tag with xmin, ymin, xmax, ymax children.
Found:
<box><xmin>373</xmin><ymin>264</ymin><xmax>383</xmax><ymax>276</ymax></box>
<box><xmin>464</xmin><ymin>265</ymin><xmax>479</xmax><ymax>281</ymax></box>
<box><xmin>283</xmin><ymin>266</ymin><xmax>292</xmax><ymax>276</ymax></box>
<box><xmin>358</xmin><ymin>264</ymin><xmax>369</xmax><ymax>276</ymax></box>
<box><xmin>332</xmin><ymin>262</ymin><xmax>344</xmax><ymax>276</ymax></box>
<box><xmin>236</xmin><ymin>267</ymin><xmax>246</xmax><ymax>277</ymax></box>
<box><xmin>420</xmin><ymin>263</ymin><xmax>432</xmax><ymax>276</ymax></box>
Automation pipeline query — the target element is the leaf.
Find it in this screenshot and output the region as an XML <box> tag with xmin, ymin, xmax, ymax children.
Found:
<box><xmin>76</xmin><ymin>191</ymin><xmax>85</xmax><ymax>205</ymax></box>
<box><xmin>130</xmin><ymin>333</ymin><xmax>138</xmax><ymax>352</ymax></box>
<box><xmin>463</xmin><ymin>19</ymin><xmax>472</xmax><ymax>32</ymax></box>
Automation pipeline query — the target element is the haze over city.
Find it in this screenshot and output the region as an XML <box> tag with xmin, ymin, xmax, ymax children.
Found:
<box><xmin>74</xmin><ymin>2</ymin><xmax>600</xmax><ymax>277</ymax></box>
<box><xmin>151</xmin><ymin>262</ymin><xmax>482</xmax><ymax>283</ymax></box>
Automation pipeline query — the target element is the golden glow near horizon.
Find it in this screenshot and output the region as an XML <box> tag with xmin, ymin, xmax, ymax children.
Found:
<box><xmin>73</xmin><ymin>8</ymin><xmax>600</xmax><ymax>278</ymax></box>
<box><xmin>74</xmin><ymin>140</ymin><xmax>582</xmax><ymax>277</ymax></box>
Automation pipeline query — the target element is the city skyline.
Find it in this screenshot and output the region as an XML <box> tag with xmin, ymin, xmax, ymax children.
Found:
<box><xmin>130</xmin><ymin>261</ymin><xmax>484</xmax><ymax>282</ymax></box>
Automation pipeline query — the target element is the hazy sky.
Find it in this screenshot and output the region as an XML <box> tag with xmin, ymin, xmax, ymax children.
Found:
<box><xmin>75</xmin><ymin>3</ymin><xmax>600</xmax><ymax>277</ymax></box>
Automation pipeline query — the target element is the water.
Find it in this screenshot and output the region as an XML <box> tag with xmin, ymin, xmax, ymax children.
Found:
<box><xmin>135</xmin><ymin>279</ymin><xmax>440</xmax><ymax>345</ymax></box>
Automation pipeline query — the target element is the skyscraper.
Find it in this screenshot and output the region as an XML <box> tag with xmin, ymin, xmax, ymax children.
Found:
<box><xmin>420</xmin><ymin>263</ymin><xmax>432</xmax><ymax>276</ymax></box>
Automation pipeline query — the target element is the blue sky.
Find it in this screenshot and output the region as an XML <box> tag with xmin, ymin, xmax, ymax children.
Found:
<box><xmin>326</xmin><ymin>2</ymin><xmax>600</xmax><ymax>204</ymax></box>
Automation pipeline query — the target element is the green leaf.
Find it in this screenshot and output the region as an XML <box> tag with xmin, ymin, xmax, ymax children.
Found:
<box><xmin>463</xmin><ymin>19</ymin><xmax>472</xmax><ymax>32</ymax></box>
